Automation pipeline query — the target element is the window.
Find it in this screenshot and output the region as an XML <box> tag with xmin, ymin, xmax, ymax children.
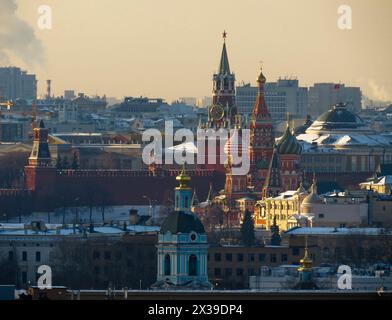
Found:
<box><xmin>270</xmin><ymin>254</ymin><xmax>277</xmax><ymax>263</ymax></box>
<box><xmin>94</xmin><ymin>266</ymin><xmax>100</xmax><ymax>275</ymax></box>
<box><xmin>281</xmin><ymin>254</ymin><xmax>288</xmax><ymax>262</ymax></box>
<box><xmin>164</xmin><ymin>254</ymin><xmax>171</xmax><ymax>276</ymax></box>
<box><xmin>225</xmin><ymin>253</ymin><xmax>232</xmax><ymax>261</ymax></box>
<box><xmin>237</xmin><ymin>253</ymin><xmax>244</xmax><ymax>262</ymax></box>
<box><xmin>35</xmin><ymin>251</ymin><xmax>41</xmax><ymax>262</ymax></box>
<box><xmin>104</xmin><ymin>251</ymin><xmax>111</xmax><ymax>260</ymax></box>
<box><xmin>22</xmin><ymin>251</ymin><xmax>27</xmax><ymax>261</ymax></box>
<box><xmin>236</xmin><ymin>268</ymin><xmax>243</xmax><ymax>276</ymax></box>
<box><xmin>322</xmin><ymin>247</ymin><xmax>330</xmax><ymax>259</ymax></box>
<box><xmin>8</xmin><ymin>251</ymin><xmax>14</xmax><ymax>261</ymax></box>
<box><xmin>258</xmin><ymin>254</ymin><xmax>266</xmax><ymax>262</ymax></box>
<box><xmin>214</xmin><ymin>268</ymin><xmax>221</xmax><ymax>277</ymax></box>
<box><xmin>93</xmin><ymin>251</ymin><xmax>100</xmax><ymax>260</ymax></box>
<box><xmin>318</xmin><ymin>213</ymin><xmax>325</xmax><ymax>218</ymax></box>
<box><xmin>248</xmin><ymin>268</ymin><xmax>254</xmax><ymax>276</ymax></box>
<box><xmin>248</xmin><ymin>254</ymin><xmax>255</xmax><ymax>262</ymax></box>
<box><xmin>225</xmin><ymin>268</ymin><xmax>232</xmax><ymax>277</ymax></box>
<box><xmin>189</xmin><ymin>255</ymin><xmax>197</xmax><ymax>276</ymax></box>
<box><xmin>22</xmin><ymin>272</ymin><xmax>27</xmax><ymax>284</ymax></box>
<box><xmin>214</xmin><ymin>253</ymin><xmax>221</xmax><ymax>262</ymax></box>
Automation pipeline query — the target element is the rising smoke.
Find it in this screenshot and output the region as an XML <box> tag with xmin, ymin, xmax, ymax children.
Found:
<box><xmin>0</xmin><ymin>0</ymin><xmax>45</xmax><ymax>67</ymax></box>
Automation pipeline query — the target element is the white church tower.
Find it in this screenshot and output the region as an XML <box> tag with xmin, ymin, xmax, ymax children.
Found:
<box><xmin>152</xmin><ymin>165</ymin><xmax>212</xmax><ymax>289</ymax></box>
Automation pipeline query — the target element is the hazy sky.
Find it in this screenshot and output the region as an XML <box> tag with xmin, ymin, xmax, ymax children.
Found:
<box><xmin>1</xmin><ymin>0</ymin><xmax>391</xmax><ymax>102</ymax></box>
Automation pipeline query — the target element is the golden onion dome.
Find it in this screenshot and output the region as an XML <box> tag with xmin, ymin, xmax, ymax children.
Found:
<box><xmin>298</xmin><ymin>247</ymin><xmax>313</xmax><ymax>271</ymax></box>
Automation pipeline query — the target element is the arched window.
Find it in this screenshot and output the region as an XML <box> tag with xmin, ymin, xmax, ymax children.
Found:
<box><xmin>176</xmin><ymin>195</ymin><xmax>179</xmax><ymax>208</ymax></box>
<box><xmin>184</xmin><ymin>196</ymin><xmax>189</xmax><ymax>209</ymax></box>
<box><xmin>322</xmin><ymin>247</ymin><xmax>330</xmax><ymax>259</ymax></box>
<box><xmin>164</xmin><ymin>254</ymin><xmax>171</xmax><ymax>276</ymax></box>
<box><xmin>188</xmin><ymin>254</ymin><xmax>197</xmax><ymax>276</ymax></box>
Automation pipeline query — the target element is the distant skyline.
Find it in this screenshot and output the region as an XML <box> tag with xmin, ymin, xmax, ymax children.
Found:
<box><xmin>1</xmin><ymin>0</ymin><xmax>391</xmax><ymax>102</ymax></box>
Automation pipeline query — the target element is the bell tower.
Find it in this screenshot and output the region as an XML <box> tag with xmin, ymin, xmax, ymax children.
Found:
<box><xmin>153</xmin><ymin>165</ymin><xmax>212</xmax><ymax>289</ymax></box>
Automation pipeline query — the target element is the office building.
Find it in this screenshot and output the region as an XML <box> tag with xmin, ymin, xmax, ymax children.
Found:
<box><xmin>236</xmin><ymin>79</ymin><xmax>308</xmax><ymax>121</ymax></box>
<box><xmin>308</xmin><ymin>83</ymin><xmax>361</xmax><ymax>117</ymax></box>
<box><xmin>0</xmin><ymin>67</ymin><xmax>37</xmax><ymax>100</ymax></box>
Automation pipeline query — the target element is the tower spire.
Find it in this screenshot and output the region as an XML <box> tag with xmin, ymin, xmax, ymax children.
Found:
<box><xmin>218</xmin><ymin>31</ymin><xmax>230</xmax><ymax>74</ymax></box>
<box><xmin>252</xmin><ymin>67</ymin><xmax>270</xmax><ymax>120</ymax></box>
<box><xmin>262</xmin><ymin>147</ymin><xmax>282</xmax><ymax>199</ymax></box>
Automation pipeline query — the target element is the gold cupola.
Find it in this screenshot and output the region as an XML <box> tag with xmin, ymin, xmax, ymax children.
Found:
<box><xmin>176</xmin><ymin>163</ymin><xmax>191</xmax><ymax>190</ymax></box>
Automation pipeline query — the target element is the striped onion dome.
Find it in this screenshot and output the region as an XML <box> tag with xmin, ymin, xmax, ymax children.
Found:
<box><xmin>276</xmin><ymin>125</ymin><xmax>303</xmax><ymax>155</ymax></box>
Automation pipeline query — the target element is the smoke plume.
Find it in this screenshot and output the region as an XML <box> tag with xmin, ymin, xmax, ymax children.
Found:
<box><xmin>0</xmin><ymin>0</ymin><xmax>45</xmax><ymax>67</ymax></box>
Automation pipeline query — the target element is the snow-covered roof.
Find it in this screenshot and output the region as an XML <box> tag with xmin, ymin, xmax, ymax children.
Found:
<box><xmin>360</xmin><ymin>175</ymin><xmax>392</xmax><ymax>186</ymax></box>
<box><xmin>285</xmin><ymin>227</ymin><xmax>391</xmax><ymax>236</ymax></box>
<box><xmin>0</xmin><ymin>223</ymin><xmax>160</xmax><ymax>237</ymax></box>
<box><xmin>268</xmin><ymin>190</ymin><xmax>298</xmax><ymax>200</ymax></box>
<box><xmin>297</xmin><ymin>132</ymin><xmax>392</xmax><ymax>149</ymax></box>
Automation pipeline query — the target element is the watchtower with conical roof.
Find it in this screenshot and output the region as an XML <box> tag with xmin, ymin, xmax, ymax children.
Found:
<box><xmin>208</xmin><ymin>31</ymin><xmax>237</xmax><ymax>129</ymax></box>
<box><xmin>249</xmin><ymin>68</ymin><xmax>275</xmax><ymax>193</ymax></box>
<box><xmin>24</xmin><ymin>120</ymin><xmax>56</xmax><ymax>196</ymax></box>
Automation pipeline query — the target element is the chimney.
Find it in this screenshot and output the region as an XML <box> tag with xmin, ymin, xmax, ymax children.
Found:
<box><xmin>46</xmin><ymin>80</ymin><xmax>52</xmax><ymax>99</ymax></box>
<box><xmin>129</xmin><ymin>209</ymin><xmax>139</xmax><ymax>225</ymax></box>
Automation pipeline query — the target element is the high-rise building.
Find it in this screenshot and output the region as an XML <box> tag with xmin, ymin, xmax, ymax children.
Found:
<box><xmin>0</xmin><ymin>67</ymin><xmax>37</xmax><ymax>100</ymax></box>
<box><xmin>21</xmin><ymin>71</ymin><xmax>37</xmax><ymax>100</ymax></box>
<box><xmin>236</xmin><ymin>78</ymin><xmax>308</xmax><ymax>121</ymax></box>
<box><xmin>308</xmin><ymin>83</ymin><xmax>361</xmax><ymax>117</ymax></box>
<box><xmin>64</xmin><ymin>90</ymin><xmax>76</xmax><ymax>100</ymax></box>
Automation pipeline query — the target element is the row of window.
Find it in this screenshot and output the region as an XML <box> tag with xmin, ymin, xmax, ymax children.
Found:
<box><xmin>7</xmin><ymin>242</ymin><xmax>53</xmax><ymax>247</ymax></box>
<box><xmin>209</xmin><ymin>252</ymin><xmax>288</xmax><ymax>263</ymax></box>
<box><xmin>214</xmin><ymin>267</ymin><xmax>257</xmax><ymax>277</ymax></box>
<box><xmin>93</xmin><ymin>251</ymin><xmax>122</xmax><ymax>261</ymax></box>
<box><xmin>8</xmin><ymin>251</ymin><xmax>41</xmax><ymax>262</ymax></box>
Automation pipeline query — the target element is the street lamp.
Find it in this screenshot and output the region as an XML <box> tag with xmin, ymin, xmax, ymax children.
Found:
<box><xmin>74</xmin><ymin>197</ymin><xmax>80</xmax><ymax>225</ymax></box>
<box><xmin>143</xmin><ymin>195</ymin><xmax>156</xmax><ymax>223</ymax></box>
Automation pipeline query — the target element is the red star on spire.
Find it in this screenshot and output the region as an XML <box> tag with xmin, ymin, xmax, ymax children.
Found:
<box><xmin>222</xmin><ymin>30</ymin><xmax>227</xmax><ymax>39</ymax></box>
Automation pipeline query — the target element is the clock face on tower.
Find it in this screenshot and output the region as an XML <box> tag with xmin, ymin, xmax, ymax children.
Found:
<box><xmin>209</xmin><ymin>104</ymin><xmax>224</xmax><ymax>121</ymax></box>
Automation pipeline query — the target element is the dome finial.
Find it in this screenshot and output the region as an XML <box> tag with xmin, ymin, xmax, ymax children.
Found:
<box><xmin>298</xmin><ymin>236</ymin><xmax>313</xmax><ymax>271</ymax></box>
<box><xmin>311</xmin><ymin>172</ymin><xmax>317</xmax><ymax>194</ymax></box>
<box><xmin>257</xmin><ymin>64</ymin><xmax>266</xmax><ymax>86</ymax></box>
<box><xmin>176</xmin><ymin>162</ymin><xmax>191</xmax><ymax>189</ymax></box>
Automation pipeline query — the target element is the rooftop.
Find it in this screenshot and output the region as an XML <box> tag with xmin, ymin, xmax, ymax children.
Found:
<box><xmin>285</xmin><ymin>227</ymin><xmax>392</xmax><ymax>236</ymax></box>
